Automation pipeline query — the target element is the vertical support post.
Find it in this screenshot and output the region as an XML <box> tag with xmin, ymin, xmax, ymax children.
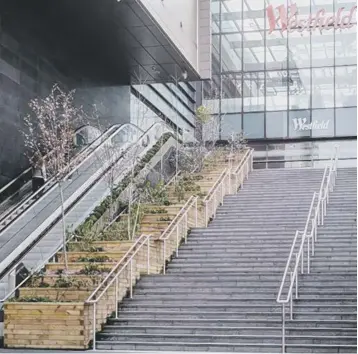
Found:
<box><xmin>321</xmin><ymin>201</ymin><xmax>324</xmax><ymax>226</ymax></box>
<box><xmin>115</xmin><ymin>276</ymin><xmax>119</xmax><ymax>319</ymax></box>
<box><xmin>311</xmin><ymin>223</ymin><xmax>315</xmax><ymax>256</ymax></box>
<box><xmin>235</xmin><ymin>173</ymin><xmax>238</xmax><ymax>193</ymax></box>
<box><xmin>176</xmin><ymin>224</ymin><xmax>179</xmax><ymax>257</ymax></box>
<box><xmin>8</xmin><ymin>269</ymin><xmax>16</xmax><ymax>298</ymax></box>
<box><xmin>147</xmin><ymin>238</ymin><xmax>150</xmax><ymax>274</ymax></box>
<box><xmin>195</xmin><ymin>198</ymin><xmax>198</xmax><ymax>227</ymax></box>
<box><xmin>221</xmin><ymin>181</ymin><xmax>224</xmax><ymax>204</ymax></box>
<box><xmin>184</xmin><ymin>213</ymin><xmax>188</xmax><ymax>243</ymax></box>
<box><xmin>282</xmin><ymin>304</ymin><xmax>286</xmax><ymax>353</ymax></box>
<box><xmin>129</xmin><ymin>259</ymin><xmax>133</xmax><ymax>299</ymax></box>
<box><xmin>92</xmin><ymin>303</ymin><xmax>97</xmax><ymax>350</ymax></box>
<box><xmin>301</xmin><ymin>240</ymin><xmax>304</xmax><ymax>274</ymax></box>
<box><xmin>295</xmin><ymin>258</ymin><xmax>298</xmax><ymax>299</ymax></box>
<box><xmin>213</xmin><ymin>192</ymin><xmax>217</xmax><ymax>216</ymax></box>
<box><xmin>307</xmin><ymin>234</ymin><xmax>310</xmax><ymax>274</ymax></box>
<box><xmin>163</xmin><ymin>240</ymin><xmax>166</xmax><ymax>275</ymax></box>
<box><xmin>289</xmin><ymin>272</ymin><xmax>293</xmax><ymax>320</ymax></box>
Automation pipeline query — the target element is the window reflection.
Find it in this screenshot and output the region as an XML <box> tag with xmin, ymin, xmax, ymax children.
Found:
<box><xmin>213</xmin><ymin>0</ymin><xmax>356</xmax><ymax>140</ymax></box>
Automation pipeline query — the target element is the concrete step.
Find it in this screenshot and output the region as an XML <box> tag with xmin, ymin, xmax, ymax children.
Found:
<box><xmin>101</xmin><ymin>325</ymin><xmax>356</xmax><ymax>336</ymax></box>
<box><xmin>122</xmin><ymin>298</ymin><xmax>356</xmax><ymax>306</ymax></box>
<box><xmin>133</xmin><ymin>287</ymin><xmax>357</xmax><ymax>296</ymax></box>
<box><xmin>95</xmin><ymin>333</ymin><xmax>356</xmax><ymax>345</ymax></box>
<box><xmin>139</xmin><ymin>273</ymin><xmax>357</xmax><ymax>282</ymax></box>
<box><xmin>114</xmin><ymin>312</ymin><xmax>357</xmax><ymax>322</ymax></box>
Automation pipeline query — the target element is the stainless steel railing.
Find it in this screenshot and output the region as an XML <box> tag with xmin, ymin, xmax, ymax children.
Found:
<box><xmin>276</xmin><ymin>145</ymin><xmax>339</xmax><ymax>353</ymax></box>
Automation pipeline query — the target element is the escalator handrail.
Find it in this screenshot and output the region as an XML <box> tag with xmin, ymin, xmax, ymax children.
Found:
<box><xmin>0</xmin><ymin>125</ymin><xmax>116</xmax><ymax>201</ymax></box>
<box><xmin>0</xmin><ymin>124</ymin><xmax>138</xmax><ymax>233</ymax></box>
<box><xmin>0</xmin><ymin>123</ymin><xmax>175</xmax><ymax>303</ymax></box>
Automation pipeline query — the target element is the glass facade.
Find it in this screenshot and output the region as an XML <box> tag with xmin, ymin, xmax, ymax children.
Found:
<box><xmin>208</xmin><ymin>0</ymin><xmax>357</xmax><ymax>140</ymax></box>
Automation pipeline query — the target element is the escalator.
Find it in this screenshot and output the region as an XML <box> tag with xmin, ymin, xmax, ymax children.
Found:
<box><xmin>0</xmin><ymin>122</ymin><xmax>173</xmax><ymax>302</ymax></box>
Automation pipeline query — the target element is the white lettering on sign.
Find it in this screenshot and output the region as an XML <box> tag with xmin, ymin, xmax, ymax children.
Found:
<box><xmin>267</xmin><ymin>3</ymin><xmax>357</xmax><ymax>33</ymax></box>
<box><xmin>293</xmin><ymin>118</ymin><xmax>330</xmax><ymax>131</ymax></box>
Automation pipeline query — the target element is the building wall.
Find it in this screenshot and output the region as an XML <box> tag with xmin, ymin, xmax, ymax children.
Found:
<box><xmin>0</xmin><ymin>27</ymin><xmax>131</xmax><ymax>188</ymax></box>
<box><xmin>139</xmin><ymin>0</ymin><xmax>198</xmax><ymax>70</ymax></box>
<box><xmin>209</xmin><ymin>0</ymin><xmax>357</xmax><ymax>141</ymax></box>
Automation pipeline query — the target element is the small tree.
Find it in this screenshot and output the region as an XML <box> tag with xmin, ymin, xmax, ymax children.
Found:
<box><xmin>22</xmin><ymin>84</ymin><xmax>85</xmax><ymax>271</ymax></box>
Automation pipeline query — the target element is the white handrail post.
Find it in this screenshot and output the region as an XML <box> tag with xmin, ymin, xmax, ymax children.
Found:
<box><xmin>228</xmin><ymin>171</ymin><xmax>232</xmax><ymax>194</ymax></box>
<box><xmin>184</xmin><ymin>213</ymin><xmax>188</xmax><ymax>243</ymax></box>
<box><xmin>205</xmin><ymin>201</ymin><xmax>208</xmax><ymax>227</ymax></box>
<box><xmin>282</xmin><ymin>304</ymin><xmax>286</xmax><ymax>353</ymax></box>
<box><xmin>295</xmin><ymin>255</ymin><xmax>298</xmax><ymax>299</ymax></box>
<box><xmin>163</xmin><ymin>240</ymin><xmax>166</xmax><ymax>275</ymax></box>
<box><xmin>289</xmin><ymin>272</ymin><xmax>293</xmax><ymax>320</ymax></box>
<box><xmin>241</xmin><ymin>170</ymin><xmax>244</xmax><ymax>189</ymax></box>
<box><xmin>8</xmin><ymin>269</ymin><xmax>16</xmax><ymax>298</ymax></box>
<box><xmin>221</xmin><ymin>181</ymin><xmax>224</xmax><ymax>205</ymax></box>
<box><xmin>235</xmin><ymin>173</ymin><xmax>238</xmax><ymax>193</ymax></box>
<box><xmin>195</xmin><ymin>198</ymin><xmax>198</xmax><ymax>227</ymax></box>
<box><xmin>176</xmin><ymin>224</ymin><xmax>179</xmax><ymax>257</ymax></box>
<box><xmin>92</xmin><ymin>303</ymin><xmax>97</xmax><ymax>350</ymax></box>
<box><xmin>129</xmin><ymin>259</ymin><xmax>133</xmax><ymax>298</ymax></box>
<box><xmin>147</xmin><ymin>238</ymin><xmax>150</xmax><ymax>275</ymax></box>
<box><xmin>311</xmin><ymin>222</ymin><xmax>315</xmax><ymax>256</ymax></box>
<box><xmin>307</xmin><ymin>234</ymin><xmax>310</xmax><ymax>274</ymax></box>
<box><xmin>115</xmin><ymin>276</ymin><xmax>119</xmax><ymax>319</ymax></box>
<box><xmin>301</xmin><ymin>238</ymin><xmax>304</xmax><ymax>274</ymax></box>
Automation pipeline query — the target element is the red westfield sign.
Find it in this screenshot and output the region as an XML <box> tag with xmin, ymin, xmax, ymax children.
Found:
<box><xmin>267</xmin><ymin>3</ymin><xmax>357</xmax><ymax>33</ymax></box>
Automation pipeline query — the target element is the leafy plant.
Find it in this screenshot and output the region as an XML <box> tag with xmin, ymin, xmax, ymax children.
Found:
<box><xmin>77</xmin><ymin>256</ymin><xmax>110</xmax><ymax>263</ymax></box>
<box><xmin>158</xmin><ymin>216</ymin><xmax>172</xmax><ymax>222</ymax></box>
<box><xmin>78</xmin><ymin>264</ymin><xmax>111</xmax><ymax>276</ymax></box>
<box><xmin>8</xmin><ymin>296</ymin><xmax>55</xmax><ymax>303</ymax></box>
<box><xmin>144</xmin><ymin>208</ymin><xmax>168</xmax><ymax>214</ymax></box>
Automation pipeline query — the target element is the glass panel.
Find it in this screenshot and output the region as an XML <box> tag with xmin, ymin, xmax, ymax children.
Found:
<box><xmin>334</xmin><ymin>0</ymin><xmax>357</xmax><ymax>66</ymax></box>
<box><xmin>311</xmin><ymin>0</ymin><xmax>335</xmax><ymax>68</ymax></box>
<box><xmin>266</xmin><ymin>111</ymin><xmax>288</xmax><ymax>138</ymax></box>
<box><xmin>243</xmin><ymin>112</ymin><xmax>265</xmax><ymax>138</ymax></box>
<box><xmin>266</xmin><ymin>70</ymin><xmax>288</xmax><ymax>111</ymax></box>
<box><xmin>221</xmin><ymin>33</ymin><xmax>242</xmax><ymax>72</ymax></box>
<box><xmin>266</xmin><ymin>31</ymin><xmax>288</xmax><ymax>71</ymax></box>
<box><xmin>311</xmin><ymin>109</ymin><xmax>335</xmax><ymax>138</ymax></box>
<box><xmin>221</xmin><ymin>113</ymin><xmax>242</xmax><ymax>139</ymax></box>
<box><xmin>289</xmin><ymin>109</ymin><xmax>311</xmax><ymax>138</ymax></box>
<box><xmin>288</xmin><ymin>30</ymin><xmax>311</xmax><ymax>69</ymax></box>
<box><xmin>221</xmin><ymin>73</ymin><xmax>242</xmax><ymax>112</ymax></box>
<box><xmin>243</xmin><ymin>72</ymin><xmax>265</xmax><ymax>112</ymax></box>
<box><xmin>336</xmin><ymin>107</ymin><xmax>357</xmax><ymax>136</ymax></box>
<box><xmin>312</xmin><ymin>67</ymin><xmax>334</xmax><ymax>108</ymax></box>
<box><xmin>335</xmin><ymin>66</ymin><xmax>357</xmax><ymax>107</ymax></box>
<box><xmin>289</xmin><ymin>68</ymin><xmax>311</xmax><ymax>109</ymax></box>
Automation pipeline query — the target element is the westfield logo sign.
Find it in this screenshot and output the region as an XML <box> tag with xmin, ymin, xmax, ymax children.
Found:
<box><xmin>267</xmin><ymin>3</ymin><xmax>357</xmax><ymax>33</ymax></box>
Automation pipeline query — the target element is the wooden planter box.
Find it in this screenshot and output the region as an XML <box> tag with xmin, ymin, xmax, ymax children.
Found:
<box><xmin>4</xmin><ymin>302</ymin><xmax>90</xmax><ymax>349</ymax></box>
<box><xmin>19</xmin><ymin>288</ymin><xmax>92</xmax><ymax>302</ymax></box>
<box><xmin>45</xmin><ymin>262</ymin><xmax>116</xmax><ymax>273</ymax></box>
<box><xmin>57</xmin><ymin>251</ymin><xmax>126</xmax><ymax>263</ymax></box>
<box><xmin>67</xmin><ymin>240</ymin><xmax>133</xmax><ymax>252</ymax></box>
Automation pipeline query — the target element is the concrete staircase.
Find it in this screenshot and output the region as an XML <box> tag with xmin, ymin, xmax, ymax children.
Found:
<box><xmin>96</xmin><ymin>168</ymin><xmax>357</xmax><ymax>352</ymax></box>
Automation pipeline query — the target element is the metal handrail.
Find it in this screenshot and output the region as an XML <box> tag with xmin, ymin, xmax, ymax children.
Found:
<box><xmin>73</xmin><ymin>150</ymin><xmax>254</xmax><ymax>349</ymax></box>
<box><xmin>0</xmin><ymin>123</ymin><xmax>172</xmax><ymax>303</ymax></box>
<box><xmin>276</xmin><ymin>145</ymin><xmax>340</xmax><ymax>353</ymax></box>
<box><xmin>203</xmin><ymin>149</ymin><xmax>254</xmax><ymax>227</ymax></box>
<box><xmin>0</xmin><ymin>125</ymin><xmax>106</xmax><ymax>201</ymax></box>
<box><xmin>159</xmin><ymin>196</ymin><xmax>198</xmax><ymax>274</ymax></box>
<box><xmin>0</xmin><ymin>124</ymin><xmax>124</xmax><ymax>231</ymax></box>
<box><xmin>85</xmin><ymin>234</ymin><xmax>151</xmax><ymax>350</ymax></box>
